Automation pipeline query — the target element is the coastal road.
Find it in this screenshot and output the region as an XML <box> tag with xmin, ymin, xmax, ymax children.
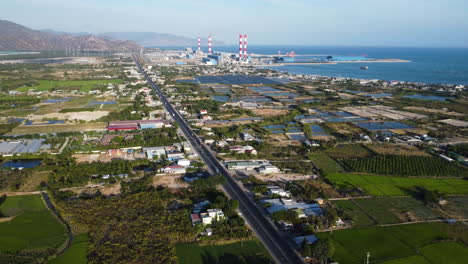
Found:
<box><xmin>134</xmin><ymin>57</ymin><xmax>304</xmax><ymax>264</ymax></box>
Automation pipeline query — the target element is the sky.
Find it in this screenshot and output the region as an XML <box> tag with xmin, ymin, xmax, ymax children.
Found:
<box><xmin>1</xmin><ymin>0</ymin><xmax>467</xmax><ymax>47</ymax></box>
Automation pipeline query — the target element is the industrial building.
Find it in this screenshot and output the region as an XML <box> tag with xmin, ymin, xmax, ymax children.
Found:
<box><xmin>107</xmin><ymin>119</ymin><xmax>171</xmax><ymax>131</ymax></box>
<box><xmin>0</xmin><ymin>139</ymin><xmax>48</xmax><ymax>155</ymax></box>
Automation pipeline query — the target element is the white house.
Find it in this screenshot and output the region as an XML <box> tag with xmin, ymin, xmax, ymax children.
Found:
<box><xmin>267</xmin><ymin>186</ymin><xmax>291</xmax><ymax>197</ymax></box>
<box><xmin>258</xmin><ymin>165</ymin><xmax>281</xmax><ymax>174</ymax></box>
<box><xmin>229</xmin><ymin>145</ymin><xmax>258</xmax><ymax>155</ymax></box>
<box><xmin>162</xmin><ymin>165</ymin><xmax>187</xmax><ymax>174</ymax></box>
<box><xmin>177</xmin><ymin>159</ymin><xmax>191</xmax><ymax>166</ymax></box>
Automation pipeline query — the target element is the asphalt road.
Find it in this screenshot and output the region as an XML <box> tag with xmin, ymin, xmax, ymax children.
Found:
<box><xmin>135</xmin><ymin>57</ymin><xmax>304</xmax><ymax>264</ymax></box>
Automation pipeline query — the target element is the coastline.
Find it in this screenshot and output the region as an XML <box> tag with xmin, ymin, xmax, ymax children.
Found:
<box><xmin>265</xmin><ymin>59</ymin><xmax>410</xmax><ymax>67</ymax></box>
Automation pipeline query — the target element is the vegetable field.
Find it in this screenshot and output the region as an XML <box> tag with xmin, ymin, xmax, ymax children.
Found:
<box><xmin>345</xmin><ymin>155</ymin><xmax>468</xmax><ymax>177</ymax></box>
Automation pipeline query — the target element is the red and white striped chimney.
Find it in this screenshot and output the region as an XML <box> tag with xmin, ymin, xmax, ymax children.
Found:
<box><xmin>243</xmin><ymin>34</ymin><xmax>248</xmax><ymax>59</ymax></box>
<box><xmin>239</xmin><ymin>34</ymin><xmax>243</xmax><ymax>59</ymax></box>
<box><xmin>208</xmin><ymin>35</ymin><xmax>212</xmax><ymax>54</ymax></box>
<box><xmin>197</xmin><ymin>37</ymin><xmax>201</xmax><ymax>51</ymax></box>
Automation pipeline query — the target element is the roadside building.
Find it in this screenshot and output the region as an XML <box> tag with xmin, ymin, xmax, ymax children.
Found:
<box><xmin>293</xmin><ymin>235</ymin><xmax>318</xmax><ymax>246</ymax></box>
<box><xmin>229</xmin><ymin>145</ymin><xmax>258</xmax><ymax>155</ymax></box>
<box><xmin>190</xmin><ymin>213</ymin><xmax>202</xmax><ymax>226</ymax></box>
<box><xmin>258</xmin><ymin>165</ymin><xmax>281</xmax><ymax>174</ymax></box>
<box><xmin>267</xmin><ymin>186</ymin><xmax>291</xmax><ymax>197</ymax></box>
<box><xmin>225</xmin><ymin>160</ymin><xmax>271</xmax><ymax>170</ymax></box>
<box><xmin>143</xmin><ymin>146</ymin><xmax>166</xmax><ymax>159</ymax></box>
<box><xmin>167</xmin><ymin>151</ymin><xmax>185</xmax><ymax>161</ymax></box>
<box><xmin>161</xmin><ymin>165</ymin><xmax>187</xmax><ymax>174</ymax></box>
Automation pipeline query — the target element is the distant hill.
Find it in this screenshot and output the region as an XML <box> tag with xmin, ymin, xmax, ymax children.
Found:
<box><xmin>99</xmin><ymin>32</ymin><xmax>224</xmax><ymax>47</ymax></box>
<box><xmin>0</xmin><ymin>20</ymin><xmax>140</xmax><ymax>51</ymax></box>
<box><xmin>40</xmin><ymin>29</ymin><xmax>91</xmax><ymax>37</ymax></box>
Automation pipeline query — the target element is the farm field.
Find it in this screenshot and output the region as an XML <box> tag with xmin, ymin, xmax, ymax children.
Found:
<box><xmin>16</xmin><ymin>79</ymin><xmax>124</xmax><ymax>92</ymax></box>
<box><xmin>366</xmin><ymin>144</ymin><xmax>429</xmax><ymax>156</ymax></box>
<box><xmin>176</xmin><ymin>240</ymin><xmax>272</xmax><ymax>264</ymax></box>
<box><xmin>417</xmin><ymin>242</ymin><xmax>468</xmax><ymax>264</ymax></box>
<box><xmin>317</xmin><ymin>222</ymin><xmax>467</xmax><ymax>264</ymax></box>
<box><xmin>310</xmin><ymin>153</ymin><xmax>344</xmax><ymax>174</ymax></box>
<box><xmin>444</xmin><ymin>195</ymin><xmax>468</xmax><ymax>219</ymax></box>
<box><xmin>327</xmin><ymin>144</ymin><xmax>372</xmax><ymax>159</ymax></box>
<box><xmin>336</xmin><ymin>197</ymin><xmax>447</xmax><ymax>226</ymax></box>
<box><xmin>0</xmin><ymin>194</ymin><xmax>67</xmax><ymax>260</ymax></box>
<box><xmin>6</xmin><ymin>122</ymin><xmax>107</xmax><ymax>135</ymax></box>
<box><xmin>344</xmin><ymin>155</ymin><xmax>468</xmax><ymax>177</ymax></box>
<box><xmin>326</xmin><ymin>173</ymin><xmax>468</xmax><ymax>196</ymax></box>
<box><xmin>332</xmin><ymin>200</ymin><xmax>376</xmax><ymax>227</ymax></box>
<box><xmin>49</xmin><ymin>234</ymin><xmax>89</xmax><ymax>264</ymax></box>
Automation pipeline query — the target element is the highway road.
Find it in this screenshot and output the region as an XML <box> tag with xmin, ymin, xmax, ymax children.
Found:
<box><xmin>134</xmin><ymin>57</ymin><xmax>304</xmax><ymax>264</ymax></box>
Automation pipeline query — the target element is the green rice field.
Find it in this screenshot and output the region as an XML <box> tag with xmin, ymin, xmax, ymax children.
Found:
<box><xmin>318</xmin><ymin>222</ymin><xmax>468</xmax><ymax>264</ymax></box>
<box><xmin>334</xmin><ymin>197</ymin><xmax>446</xmax><ymax>226</ymax></box>
<box><xmin>0</xmin><ymin>194</ymin><xmax>67</xmax><ymax>253</ymax></box>
<box><xmin>48</xmin><ymin>234</ymin><xmax>88</xmax><ymax>264</ymax></box>
<box><xmin>176</xmin><ymin>240</ymin><xmax>272</xmax><ymax>264</ymax></box>
<box><xmin>326</xmin><ymin>173</ymin><xmax>468</xmax><ymax>196</ymax></box>
<box><xmin>310</xmin><ymin>153</ymin><xmax>345</xmax><ymax>174</ymax></box>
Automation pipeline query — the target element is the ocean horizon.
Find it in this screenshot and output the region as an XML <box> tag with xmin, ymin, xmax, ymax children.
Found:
<box><xmin>149</xmin><ymin>45</ymin><xmax>468</xmax><ymax>85</ymax></box>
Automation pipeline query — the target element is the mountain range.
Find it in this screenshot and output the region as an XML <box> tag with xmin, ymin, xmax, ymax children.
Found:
<box><xmin>97</xmin><ymin>32</ymin><xmax>224</xmax><ymax>47</ymax></box>
<box><xmin>0</xmin><ymin>20</ymin><xmax>140</xmax><ymax>51</ymax></box>
<box><xmin>0</xmin><ymin>19</ymin><xmax>222</xmax><ymax>51</ymax></box>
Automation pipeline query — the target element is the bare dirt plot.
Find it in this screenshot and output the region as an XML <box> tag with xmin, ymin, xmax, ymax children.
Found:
<box><xmin>340</xmin><ymin>105</ymin><xmax>426</xmax><ymax>120</ymax></box>
<box><xmin>438</xmin><ymin>119</ymin><xmax>468</xmax><ymax>128</ymax></box>
<box><xmin>301</xmin><ymin>180</ymin><xmax>341</xmax><ymax>198</ymax></box>
<box><xmin>99</xmin><ymin>183</ymin><xmax>121</xmax><ymax>196</ymax></box>
<box><xmin>367</xmin><ymin>144</ymin><xmax>430</xmax><ymax>156</ymax></box>
<box><xmin>73</xmin><ymin>154</ymin><xmax>102</xmax><ymax>163</ymax></box>
<box><xmin>6</xmin><ymin>122</ymin><xmax>107</xmax><ymax>135</ymax></box>
<box><xmin>152</xmin><ymin>175</ymin><xmax>188</xmax><ymax>189</ymax></box>
<box><xmin>28</xmin><ymin>111</ymin><xmax>110</xmax><ymax>122</ymax></box>
<box><xmin>251</xmin><ymin>108</ymin><xmax>289</xmax><ymax>117</ymax></box>
<box><xmin>254</xmin><ymin>173</ymin><xmax>314</xmax><ymax>182</ymax></box>
<box><xmin>404</xmin><ymin>107</ymin><xmax>464</xmax><ymax>117</ymax></box>
<box><xmin>0</xmin><ymin>216</ymin><xmax>15</xmax><ymax>223</ymax></box>
<box><xmin>327</xmin><ymin>123</ymin><xmax>364</xmax><ymax>135</ymax></box>
<box><xmin>310</xmin><ymin>135</ymin><xmax>334</xmax><ymax>141</ymax></box>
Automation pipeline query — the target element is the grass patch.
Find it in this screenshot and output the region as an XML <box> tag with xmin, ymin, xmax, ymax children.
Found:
<box><xmin>326</xmin><ymin>173</ymin><xmax>468</xmax><ymax>196</ymax></box>
<box><xmin>176</xmin><ymin>240</ymin><xmax>272</xmax><ymax>264</ymax></box>
<box><xmin>318</xmin><ymin>222</ymin><xmax>464</xmax><ymax>264</ymax></box>
<box><xmin>59</xmin><ymin>108</ymin><xmax>95</xmax><ymax>113</ymax></box>
<box><xmin>0</xmin><ymin>195</ymin><xmax>67</xmax><ymax>253</ymax></box>
<box><xmin>418</xmin><ymin>241</ymin><xmax>468</xmax><ymax>264</ymax></box>
<box><xmin>344</xmin><ymin>155</ymin><xmax>468</xmax><ymax>177</ymax></box>
<box><xmin>327</xmin><ymin>144</ymin><xmax>373</xmax><ymax>159</ymax></box>
<box><xmin>48</xmin><ymin>234</ymin><xmax>88</xmax><ymax>264</ymax></box>
<box><xmin>16</xmin><ymin>79</ymin><xmax>124</xmax><ymax>93</ymax></box>
<box><xmin>310</xmin><ymin>153</ymin><xmax>344</xmax><ymax>174</ymax></box>
<box><xmin>380</xmin><ymin>254</ymin><xmax>430</xmax><ymax>264</ymax></box>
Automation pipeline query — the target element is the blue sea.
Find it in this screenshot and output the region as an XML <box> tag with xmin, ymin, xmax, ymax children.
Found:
<box><xmin>152</xmin><ymin>45</ymin><xmax>468</xmax><ymax>85</ymax></box>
